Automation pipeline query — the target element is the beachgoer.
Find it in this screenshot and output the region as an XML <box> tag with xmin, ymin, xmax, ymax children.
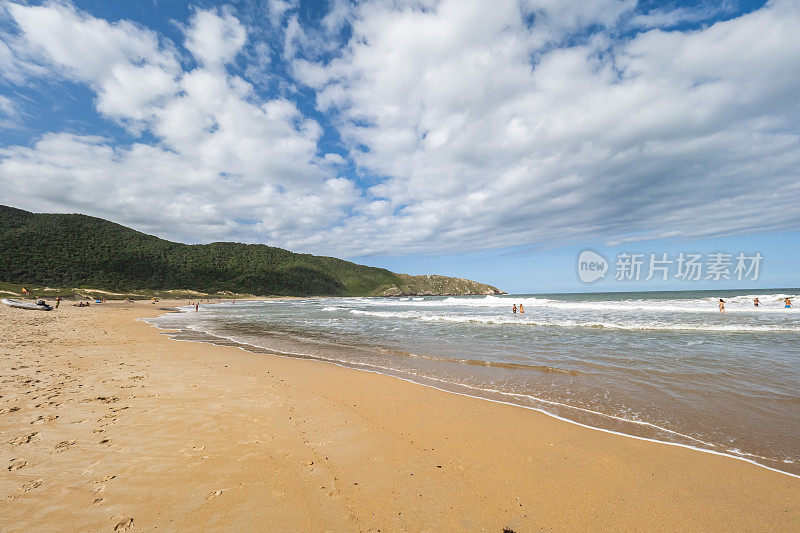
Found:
<box><xmin>195</xmin><ymin>303</ymin><xmax>199</xmax><ymax>312</ymax></box>
<box><xmin>519</xmin><ymin>304</ymin><xmax>524</xmax><ymax>314</ymax></box>
<box><xmin>754</xmin><ymin>297</ymin><xmax>760</xmax><ymax>307</ymax></box>
<box><xmin>785</xmin><ymin>298</ymin><xmax>793</xmax><ymax>309</ymax></box>
<box><xmin>719</xmin><ymin>299</ymin><xmax>726</xmax><ymax>314</ymax></box>
<box><xmin>512</xmin><ymin>304</ymin><xmax>517</xmax><ymax>314</ymax></box>
<box><xmin>55</xmin><ymin>296</ymin><xmax>61</xmax><ymax>308</ymax></box>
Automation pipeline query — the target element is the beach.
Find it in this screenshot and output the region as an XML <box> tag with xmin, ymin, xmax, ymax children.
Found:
<box><xmin>1</xmin><ymin>300</ymin><xmax>799</xmax><ymax>531</ymax></box>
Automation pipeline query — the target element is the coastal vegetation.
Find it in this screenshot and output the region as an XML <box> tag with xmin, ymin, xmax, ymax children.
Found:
<box><xmin>0</xmin><ymin>205</ymin><xmax>503</xmax><ymax>297</ymax></box>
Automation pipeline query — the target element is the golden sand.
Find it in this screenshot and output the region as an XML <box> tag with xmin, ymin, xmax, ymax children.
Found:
<box><xmin>1</xmin><ymin>301</ymin><xmax>798</xmax><ymax>531</ymax></box>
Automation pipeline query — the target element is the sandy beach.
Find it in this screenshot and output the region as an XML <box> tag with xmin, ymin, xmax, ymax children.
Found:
<box><xmin>1</xmin><ymin>300</ymin><xmax>798</xmax><ymax>532</ymax></box>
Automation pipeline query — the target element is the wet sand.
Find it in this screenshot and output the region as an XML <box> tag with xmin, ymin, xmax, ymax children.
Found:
<box><xmin>1</xmin><ymin>300</ymin><xmax>798</xmax><ymax>531</ymax></box>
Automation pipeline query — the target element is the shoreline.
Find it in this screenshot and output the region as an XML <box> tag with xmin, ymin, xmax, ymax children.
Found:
<box><xmin>2</xmin><ymin>300</ymin><xmax>799</xmax><ymax>530</ymax></box>
<box><xmin>152</xmin><ymin>323</ymin><xmax>800</xmax><ymax>480</ymax></box>
<box><xmin>151</xmin><ymin>299</ymin><xmax>800</xmax><ymax>479</ymax></box>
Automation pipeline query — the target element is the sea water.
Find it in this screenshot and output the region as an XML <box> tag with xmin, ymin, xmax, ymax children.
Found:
<box><xmin>146</xmin><ymin>289</ymin><xmax>800</xmax><ymax>475</ymax></box>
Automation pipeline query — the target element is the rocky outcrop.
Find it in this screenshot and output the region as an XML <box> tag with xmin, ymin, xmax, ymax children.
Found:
<box><xmin>375</xmin><ymin>274</ymin><xmax>505</xmax><ymax>297</ymax></box>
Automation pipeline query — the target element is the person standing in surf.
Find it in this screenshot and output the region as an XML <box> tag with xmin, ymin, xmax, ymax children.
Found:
<box><xmin>754</xmin><ymin>297</ymin><xmax>760</xmax><ymax>307</ymax></box>
<box><xmin>512</xmin><ymin>304</ymin><xmax>517</xmax><ymax>314</ymax></box>
<box><xmin>719</xmin><ymin>299</ymin><xmax>726</xmax><ymax>314</ymax></box>
<box><xmin>519</xmin><ymin>303</ymin><xmax>524</xmax><ymax>314</ymax></box>
<box><xmin>785</xmin><ymin>298</ymin><xmax>793</xmax><ymax>308</ymax></box>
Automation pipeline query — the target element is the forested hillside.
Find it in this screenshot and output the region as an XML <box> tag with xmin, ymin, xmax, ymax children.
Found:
<box><xmin>0</xmin><ymin>206</ymin><xmax>503</xmax><ymax>297</ymax></box>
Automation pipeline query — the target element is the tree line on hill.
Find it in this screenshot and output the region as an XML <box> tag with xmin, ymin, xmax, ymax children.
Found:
<box><xmin>0</xmin><ymin>205</ymin><xmax>502</xmax><ymax>297</ymax></box>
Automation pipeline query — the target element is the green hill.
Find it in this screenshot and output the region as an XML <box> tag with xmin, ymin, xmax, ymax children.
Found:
<box><xmin>0</xmin><ymin>205</ymin><xmax>504</xmax><ymax>297</ymax></box>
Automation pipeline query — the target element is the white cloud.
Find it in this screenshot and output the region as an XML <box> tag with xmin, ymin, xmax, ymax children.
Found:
<box><xmin>0</xmin><ymin>132</ymin><xmax>359</xmax><ymax>245</ymax></box>
<box><xmin>267</xmin><ymin>0</ymin><xmax>298</xmax><ymax>27</ymax></box>
<box><xmin>5</xmin><ymin>1</ymin><xmax>180</xmax><ymax>127</ymax></box>
<box><xmin>0</xmin><ymin>2</ymin><xmax>360</xmax><ymax>249</ymax></box>
<box><xmin>522</xmin><ymin>0</ymin><xmax>635</xmax><ymax>32</ymax></box>
<box><xmin>288</xmin><ymin>0</ymin><xmax>800</xmax><ymax>254</ymax></box>
<box><xmin>1</xmin><ymin>0</ymin><xmax>799</xmax><ymax>258</ymax></box>
<box><xmin>0</xmin><ymin>93</ymin><xmax>19</xmax><ymax>129</ymax></box>
<box><xmin>0</xmin><ymin>94</ymin><xmax>15</xmax><ymax>116</ymax></box>
<box><xmin>629</xmin><ymin>2</ymin><xmax>733</xmax><ymax>29</ymax></box>
<box><xmin>184</xmin><ymin>7</ymin><xmax>247</xmax><ymax>69</ymax></box>
<box><xmin>322</xmin><ymin>152</ymin><xmax>346</xmax><ymax>165</ymax></box>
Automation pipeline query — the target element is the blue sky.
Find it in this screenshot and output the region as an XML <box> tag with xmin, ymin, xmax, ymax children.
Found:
<box><xmin>1</xmin><ymin>0</ymin><xmax>799</xmax><ymax>293</ymax></box>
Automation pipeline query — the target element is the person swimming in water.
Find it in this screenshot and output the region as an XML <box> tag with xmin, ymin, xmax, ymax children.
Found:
<box><xmin>719</xmin><ymin>299</ymin><xmax>726</xmax><ymax>314</ymax></box>
<box><xmin>785</xmin><ymin>298</ymin><xmax>793</xmax><ymax>308</ymax></box>
<box><xmin>754</xmin><ymin>297</ymin><xmax>760</xmax><ymax>307</ymax></box>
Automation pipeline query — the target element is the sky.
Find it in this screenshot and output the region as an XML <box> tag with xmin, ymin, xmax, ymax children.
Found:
<box><xmin>0</xmin><ymin>0</ymin><xmax>799</xmax><ymax>293</ymax></box>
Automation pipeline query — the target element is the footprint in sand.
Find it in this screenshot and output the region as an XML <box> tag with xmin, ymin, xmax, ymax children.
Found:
<box><xmin>22</xmin><ymin>479</ymin><xmax>42</xmax><ymax>491</ymax></box>
<box><xmin>7</xmin><ymin>458</ymin><xmax>27</xmax><ymax>471</ymax></box>
<box><xmin>54</xmin><ymin>440</ymin><xmax>76</xmax><ymax>453</ymax></box>
<box><xmin>1</xmin><ymin>479</ymin><xmax>43</xmax><ymax>503</ymax></box>
<box><xmin>207</xmin><ymin>489</ymin><xmax>224</xmax><ymax>500</ymax></box>
<box><xmin>90</xmin><ymin>474</ymin><xmax>116</xmax><ymax>493</ymax></box>
<box><xmin>9</xmin><ymin>431</ymin><xmax>39</xmax><ymax>445</ymax></box>
<box><xmin>110</xmin><ymin>516</ymin><xmax>133</xmax><ymax>531</ymax></box>
<box><xmin>31</xmin><ymin>414</ymin><xmax>58</xmax><ymax>425</ymax></box>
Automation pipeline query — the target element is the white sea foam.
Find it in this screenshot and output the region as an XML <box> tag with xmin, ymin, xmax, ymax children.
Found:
<box><xmin>349</xmin><ymin>293</ymin><xmax>800</xmax><ymax>315</ymax></box>
<box><xmin>347</xmin><ymin>309</ymin><xmax>800</xmax><ymax>332</ymax></box>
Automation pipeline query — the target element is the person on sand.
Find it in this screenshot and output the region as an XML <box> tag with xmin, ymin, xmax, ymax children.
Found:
<box><xmin>785</xmin><ymin>298</ymin><xmax>793</xmax><ymax>309</ymax></box>
<box><xmin>512</xmin><ymin>304</ymin><xmax>517</xmax><ymax>314</ymax></box>
<box><xmin>718</xmin><ymin>299</ymin><xmax>725</xmax><ymax>314</ymax></box>
<box><xmin>753</xmin><ymin>297</ymin><xmax>760</xmax><ymax>308</ymax></box>
<box><xmin>55</xmin><ymin>296</ymin><xmax>61</xmax><ymax>309</ymax></box>
<box><xmin>519</xmin><ymin>303</ymin><xmax>524</xmax><ymax>314</ymax></box>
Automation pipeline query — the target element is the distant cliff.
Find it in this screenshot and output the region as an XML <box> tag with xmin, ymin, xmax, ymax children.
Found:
<box><xmin>0</xmin><ymin>205</ymin><xmax>504</xmax><ymax>297</ymax></box>
<box><xmin>377</xmin><ymin>274</ymin><xmax>505</xmax><ymax>296</ymax></box>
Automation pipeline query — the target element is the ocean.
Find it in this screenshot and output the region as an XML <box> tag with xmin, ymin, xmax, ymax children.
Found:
<box><xmin>145</xmin><ymin>289</ymin><xmax>800</xmax><ymax>476</ymax></box>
